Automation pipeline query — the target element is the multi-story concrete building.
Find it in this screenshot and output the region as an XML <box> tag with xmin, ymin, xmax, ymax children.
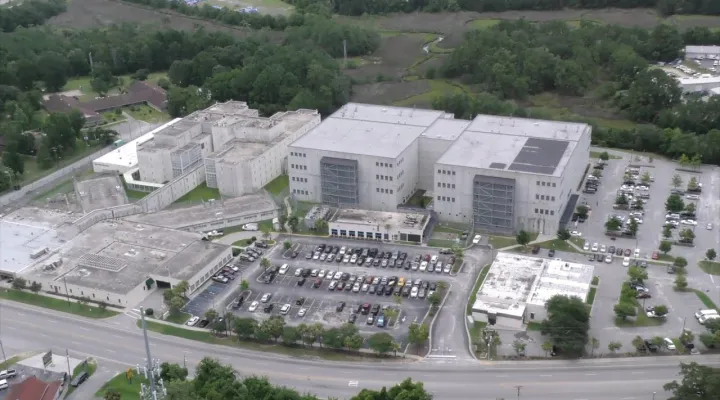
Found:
<box><xmin>137</xmin><ymin>101</ymin><xmax>320</xmax><ymax>196</ymax></box>
<box><xmin>288</xmin><ymin>103</ymin><xmax>590</xmax><ymax>234</ymax></box>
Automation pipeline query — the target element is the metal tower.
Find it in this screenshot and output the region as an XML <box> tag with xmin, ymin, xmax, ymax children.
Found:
<box><xmin>138</xmin><ymin>307</ymin><xmax>167</xmax><ymax>400</ymax></box>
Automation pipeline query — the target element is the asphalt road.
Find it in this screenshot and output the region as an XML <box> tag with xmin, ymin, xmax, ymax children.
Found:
<box><xmin>2</xmin><ymin>301</ymin><xmax>718</xmax><ymax>400</ymax></box>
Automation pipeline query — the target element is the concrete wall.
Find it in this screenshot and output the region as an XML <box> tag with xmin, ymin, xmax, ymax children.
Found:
<box><xmin>42</xmin><ymin>276</ymin><xmax>146</xmax><ymax>308</ymax></box>
<box><xmin>174</xmin><ymin>207</ymin><xmax>279</xmax><ymax>233</ymax></box>
<box><xmin>67</xmin><ymin>203</ymin><xmax>143</xmax><ymax>236</ymax></box>
<box><xmin>417</xmin><ymin>136</ymin><xmax>454</xmax><ymax>192</ymax></box>
<box><xmin>138</xmin><ymin>146</ymin><xmax>173</xmax><ymax>184</ymax></box>
<box><xmin>138</xmin><ymin>164</ymin><xmax>206</xmax><ymax>213</ymax></box>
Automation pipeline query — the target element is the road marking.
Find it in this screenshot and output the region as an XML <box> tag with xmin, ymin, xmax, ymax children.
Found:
<box><xmin>105</xmin><ymin>349</ymin><xmax>117</xmax><ymax>353</ymax></box>
<box><xmin>16</xmin><ymin>312</ymin><xmax>25</xmax><ymax>316</ymax></box>
<box><xmin>539</xmin><ymin>374</ymin><xmax>552</xmax><ymax>377</ymax></box>
<box><xmin>113</xmin><ymin>335</ymin><xmax>125</xmax><ymax>339</ymax></box>
<box><xmin>495</xmin><ymin>375</ymin><xmax>509</xmax><ymax>378</ymax></box>
<box><xmin>348</xmin><ymin>381</ymin><xmax>359</xmax><ymax>387</ymax></box>
<box><xmin>584</xmin><ymin>373</ymin><xmax>596</xmax><ymax>376</ymax></box>
<box><xmin>621</xmin><ymin>397</ymin><xmax>637</xmax><ymax>400</ymax></box>
<box><xmin>630</xmin><ymin>371</ymin><xmax>644</xmax><ymax>375</ymax></box>
<box><xmin>71</xmin><ymin>341</ymin><xmax>82</xmax><ymax>345</ymax></box>
<box><xmin>78</xmin><ymin>327</ymin><xmax>90</xmax><ymax>331</ymax></box>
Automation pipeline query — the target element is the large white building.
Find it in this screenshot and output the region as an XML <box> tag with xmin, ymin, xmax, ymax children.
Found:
<box><xmin>288</xmin><ymin>103</ymin><xmax>590</xmax><ymax>234</ymax></box>
<box><xmin>137</xmin><ymin>101</ymin><xmax>320</xmax><ymax>196</ymax></box>
<box><xmin>471</xmin><ymin>253</ymin><xmax>594</xmax><ymax>329</ymax></box>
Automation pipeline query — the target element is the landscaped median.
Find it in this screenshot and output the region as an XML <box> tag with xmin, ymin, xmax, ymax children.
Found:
<box><xmin>466</xmin><ymin>264</ymin><xmax>491</xmax><ymax>357</ymax></box>
<box><xmin>65</xmin><ymin>358</ymin><xmax>97</xmax><ymax>397</ymax></box>
<box><xmin>96</xmin><ymin>370</ymin><xmax>149</xmax><ymax>400</ymax></box>
<box><xmin>0</xmin><ymin>288</ymin><xmax>119</xmax><ymax>318</ymax></box>
<box><xmin>699</xmin><ymin>260</ymin><xmax>720</xmax><ymax>275</ymax></box>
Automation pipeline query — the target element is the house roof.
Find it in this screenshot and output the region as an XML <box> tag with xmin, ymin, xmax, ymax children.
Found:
<box><xmin>43</xmin><ymin>80</ymin><xmax>167</xmax><ymax>118</ymax></box>
<box><xmin>6</xmin><ymin>376</ymin><xmax>62</xmax><ymax>400</ymax></box>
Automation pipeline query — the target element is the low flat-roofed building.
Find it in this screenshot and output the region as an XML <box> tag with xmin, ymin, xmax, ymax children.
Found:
<box><xmin>22</xmin><ymin>219</ymin><xmax>232</xmax><ymax>306</ymax></box>
<box><xmin>685</xmin><ymin>45</ymin><xmax>720</xmax><ymax>59</ymax></box>
<box><xmin>73</xmin><ymin>174</ymin><xmax>129</xmax><ymax>213</ymax></box>
<box><xmin>328</xmin><ymin>208</ymin><xmax>430</xmax><ymax>243</ymax></box>
<box><xmin>471</xmin><ymin>252</ymin><xmax>593</xmax><ymax>329</ymax></box>
<box><xmin>677</xmin><ymin>76</ymin><xmax>720</xmax><ymax>93</ymax></box>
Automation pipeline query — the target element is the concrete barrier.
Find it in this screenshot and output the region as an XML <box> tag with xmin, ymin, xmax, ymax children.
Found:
<box><xmin>137</xmin><ymin>164</ymin><xmax>206</xmax><ymax>213</ymax></box>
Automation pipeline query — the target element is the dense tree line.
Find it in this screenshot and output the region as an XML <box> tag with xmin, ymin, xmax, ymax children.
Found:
<box><xmin>120</xmin><ymin>0</ymin><xmax>380</xmax><ymax>57</ymax></box>
<box><xmin>0</xmin><ymin>0</ymin><xmax>66</xmax><ymax>33</ymax></box>
<box><xmin>283</xmin><ymin>0</ymin><xmax>718</xmax><ymax>16</ymax></box>
<box><xmin>114</xmin><ymin>358</ymin><xmax>432</xmax><ymax>400</ymax></box>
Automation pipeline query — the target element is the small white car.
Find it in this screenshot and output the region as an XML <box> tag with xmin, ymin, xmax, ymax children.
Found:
<box><xmin>350</xmin><ymin>254</ymin><xmax>358</xmax><ymax>263</ymax></box>
<box><xmin>186</xmin><ymin>316</ymin><xmax>200</xmax><ymax>326</ymax></box>
<box><xmin>622</xmin><ymin>257</ymin><xmax>631</xmax><ymax>267</ymax></box>
<box><xmin>260</xmin><ymin>293</ymin><xmax>272</xmax><ymax>303</ymax></box>
<box><xmin>420</xmin><ymin>261</ymin><xmax>428</xmax><ymax>272</ymax></box>
<box><xmin>248</xmin><ymin>301</ymin><xmax>259</xmax><ymax>312</ymax></box>
<box><xmin>472</xmin><ymin>235</ymin><xmax>482</xmax><ymax>244</ymax></box>
<box><xmin>708</xmin><ymin>223</ymin><xmax>713</xmax><ymax>230</ymax></box>
<box><xmin>339</xmin><ymin>246</ymin><xmax>347</xmax><ymax>255</ymax></box>
<box><xmin>319</xmin><ymin>253</ymin><xmax>327</xmax><ymax>261</ymax></box>
<box><xmin>591</xmin><ymin>243</ymin><xmax>599</xmax><ymax>252</ymax></box>
<box><xmin>570</xmin><ymin>230</ymin><xmax>582</xmax><ymax>237</ymax></box>
<box><xmin>242</xmin><ymin>223</ymin><xmax>258</xmax><ymax>231</ymax></box>
<box><xmin>681</xmin><ymin>219</ymin><xmax>698</xmax><ymax>226</ymax></box>
<box><xmin>297</xmin><ymin>308</ymin><xmax>307</xmax><ymax>317</ymax></box>
<box><xmin>410</xmin><ymin>286</ymin><xmax>419</xmax><ymax>298</ymax></box>
<box><xmin>334</xmin><ymin>271</ymin><xmax>343</xmax><ymax>280</ymax></box>
<box><xmin>664</xmin><ymin>338</ymin><xmax>676</xmax><ymax>350</ymax></box>
<box><xmin>279</xmin><ymin>264</ymin><xmax>289</xmax><ymax>275</ymax></box>
<box><xmin>313</xmin><ymin>252</ymin><xmax>320</xmax><ymax>260</ymax></box>
<box><xmin>343</xmin><ymin>254</ymin><xmax>351</xmax><ymax>263</ymax></box>
<box><xmin>326</xmin><ymin>254</ymin><xmax>335</xmax><ymax>262</ymax></box>
<box><xmin>583</xmin><ymin>241</ymin><xmax>590</xmax><ymax>251</ymax></box>
<box><xmin>634</xmin><ymin>248</ymin><xmax>640</xmax><ymax>258</ymax></box>
<box><xmin>686</xmin><ymin>194</ymin><xmax>700</xmax><ymax>200</ymax></box>
<box><xmin>443</xmin><ymin>265</ymin><xmax>451</xmax><ymax>274</ymax></box>
<box><xmin>430</xmin><ymin>255</ymin><xmax>438</xmax><ymax>264</ymax></box>
<box><xmin>362</xmin><ymin>283</ymin><xmax>369</xmax><ymax>292</ymax></box>
<box><xmin>666</xmin><ymin>220</ymin><xmax>679</xmax><ymax>227</ymax></box>
<box><xmin>294</xmin><ymin>268</ymin><xmax>303</xmax><ymax>277</ymax></box>
<box><xmin>353</xmin><ymin>283</ymin><xmax>361</xmax><ymax>292</ymax></box>
<box><xmin>604</xmin><ymin>255</ymin><xmax>612</xmax><ymax>264</ymax></box>
<box><xmin>280</xmin><ymin>303</ymin><xmax>291</xmax><ymax>315</ymax></box>
<box><xmin>600</xmin><ymin>244</ymin><xmax>606</xmax><ymax>253</ymax></box>
<box><xmin>631</xmin><ymin>217</ymin><xmax>643</xmax><ymax>224</ymax></box>
<box><xmin>318</xmin><ymin>269</ymin><xmax>326</xmax><ymax>278</ymax></box>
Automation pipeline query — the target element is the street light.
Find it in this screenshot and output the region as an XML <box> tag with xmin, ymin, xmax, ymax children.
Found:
<box><xmin>652</xmin><ymin>391</ymin><xmax>656</xmax><ymax>400</ymax></box>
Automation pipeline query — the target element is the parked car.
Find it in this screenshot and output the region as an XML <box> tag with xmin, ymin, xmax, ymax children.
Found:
<box><xmin>472</xmin><ymin>235</ymin><xmax>482</xmax><ymax>244</ymax></box>
<box><xmin>664</xmin><ymin>338</ymin><xmax>676</xmax><ymax>350</ymax></box>
<box><xmin>186</xmin><ymin>316</ymin><xmax>200</xmax><ymax>326</ymax></box>
<box><xmin>248</xmin><ymin>301</ymin><xmax>259</xmax><ymax>312</ymax></box>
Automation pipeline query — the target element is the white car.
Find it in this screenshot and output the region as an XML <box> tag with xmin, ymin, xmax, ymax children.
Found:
<box><xmin>681</xmin><ymin>219</ymin><xmax>698</xmax><ymax>226</ymax></box>
<box><xmin>472</xmin><ymin>234</ymin><xmax>482</xmax><ymax>244</ymax></box>
<box><xmin>430</xmin><ymin>255</ymin><xmax>438</xmax><ymax>264</ymax></box>
<box><xmin>634</xmin><ymin>248</ymin><xmax>640</xmax><ymax>258</ymax></box>
<box><xmin>280</xmin><ymin>303</ymin><xmax>291</xmax><ymax>315</ymax></box>
<box><xmin>410</xmin><ymin>286</ymin><xmax>419</xmax><ymax>298</ymax></box>
<box><xmin>443</xmin><ymin>265</ymin><xmax>451</xmax><ymax>274</ymax></box>
<box><xmin>248</xmin><ymin>301</ymin><xmax>259</xmax><ymax>312</ymax></box>
<box><xmin>352</xmin><ymin>283</ymin><xmax>360</xmax><ymax>292</ymax></box>
<box><xmin>279</xmin><ymin>264</ymin><xmax>289</xmax><ymax>275</ymax></box>
<box><xmin>600</xmin><ymin>244</ymin><xmax>606</xmax><ymax>253</ymax></box>
<box><xmin>319</xmin><ymin>253</ymin><xmax>327</xmax><ymax>261</ymax></box>
<box><xmin>708</xmin><ymin>223</ymin><xmax>713</xmax><ymax>230</ymax></box>
<box><xmin>622</xmin><ymin>257</ymin><xmax>630</xmax><ymax>267</ymax></box>
<box><xmin>591</xmin><ymin>243</ymin><xmax>599</xmax><ymax>252</ymax></box>
<box><xmin>186</xmin><ymin>316</ymin><xmax>200</xmax><ymax>326</ymax></box>
<box><xmin>604</xmin><ymin>255</ymin><xmax>612</xmax><ymax>264</ymax></box>
<box><xmin>334</xmin><ymin>271</ymin><xmax>343</xmax><ymax>280</ymax></box>
<box><xmin>313</xmin><ymin>252</ymin><xmax>320</xmax><ymax>260</ymax></box>
<box><xmin>242</xmin><ymin>223</ymin><xmax>258</xmax><ymax>231</ymax></box>
<box><xmin>666</xmin><ymin>220</ymin><xmax>679</xmax><ymax>227</ymax></box>
<box><xmin>297</xmin><ymin>308</ymin><xmax>307</xmax><ymax>317</ymax></box>
<box><xmin>350</xmin><ymin>254</ymin><xmax>358</xmax><ymax>263</ymax></box>
<box><xmin>339</xmin><ymin>246</ymin><xmax>346</xmax><ymax>255</ymax></box>
<box><xmin>583</xmin><ymin>241</ymin><xmax>590</xmax><ymax>251</ymax></box>
<box><xmin>570</xmin><ymin>230</ymin><xmax>582</xmax><ymax>237</ymax></box>
<box><xmin>294</xmin><ymin>268</ymin><xmax>303</xmax><ymax>277</ymax></box>
<box><xmin>686</xmin><ymin>194</ymin><xmax>700</xmax><ymax>200</ymax></box>
<box><xmin>664</xmin><ymin>338</ymin><xmax>676</xmax><ymax>350</ymax></box>
<box><xmin>318</xmin><ymin>269</ymin><xmax>326</xmax><ymax>279</ymax></box>
<box><xmin>361</xmin><ymin>283</ymin><xmax>369</xmax><ymax>292</ymax></box>
<box><xmin>260</xmin><ymin>293</ymin><xmax>272</xmax><ymax>303</ymax></box>
<box><xmin>420</xmin><ymin>261</ymin><xmax>428</xmax><ymax>272</ymax></box>
<box><xmin>631</xmin><ymin>217</ymin><xmax>643</xmax><ymax>224</ymax></box>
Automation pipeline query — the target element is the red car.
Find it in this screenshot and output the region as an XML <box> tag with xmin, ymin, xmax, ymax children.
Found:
<box><xmin>624</xmin><ymin>248</ymin><xmax>632</xmax><ymax>257</ymax></box>
<box><xmin>651</xmin><ymin>251</ymin><xmax>659</xmax><ymax>260</ymax></box>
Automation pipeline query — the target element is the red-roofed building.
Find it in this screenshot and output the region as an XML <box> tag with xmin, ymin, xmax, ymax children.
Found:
<box><xmin>5</xmin><ymin>376</ymin><xmax>63</xmax><ymax>400</ymax></box>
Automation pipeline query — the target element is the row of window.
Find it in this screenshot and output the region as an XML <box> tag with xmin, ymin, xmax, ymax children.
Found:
<box><xmin>377</xmin><ymin>174</ymin><xmax>394</xmax><ymax>181</ymax></box>
<box><xmin>291</xmin><ymin>164</ymin><xmax>307</xmax><ymax>170</ymax></box>
<box><xmin>376</xmin><ymin>162</ymin><xmax>393</xmax><ymax>168</ymax></box>
<box><xmin>438</xmin><ymin>196</ymin><xmax>456</xmax><ymax>202</ymax></box>
<box><xmin>438</xmin><ymin>169</ymin><xmax>456</xmax><ymax>176</ymax></box>
<box><xmin>293</xmin><ymin>189</ymin><xmax>309</xmax><ymax>195</ymax></box>
<box><xmin>291</xmin><ymin>152</ymin><xmax>306</xmax><ymax>158</ymax></box>
<box><xmin>376</xmin><ymin>188</ymin><xmax>394</xmax><ymax>194</ymax></box>
<box><xmin>398</xmin><ymin>183</ymin><xmax>405</xmax><ymax>193</ymax></box>
<box><xmin>537</xmin><ymin>181</ymin><xmax>557</xmax><ymax>187</ymax></box>
<box><xmin>397</xmin><ymin>157</ymin><xmax>405</xmax><ymax>167</ymax></box>
<box><xmin>331</xmin><ymin>229</ymin><xmax>388</xmax><ymax>240</ymax></box>
<box><xmin>397</xmin><ymin>170</ymin><xmax>405</xmax><ymax>180</ymax></box>
<box><xmin>535</xmin><ymin>194</ymin><xmax>556</xmax><ymax>201</ymax></box>
<box><xmin>534</xmin><ymin>208</ymin><xmax>555</xmax><ymax>216</ymax></box>
<box><xmin>292</xmin><ymin>177</ymin><xmax>308</xmax><ymax>182</ymax></box>
<box><xmin>438</xmin><ymin>182</ymin><xmax>456</xmax><ymax>189</ymax></box>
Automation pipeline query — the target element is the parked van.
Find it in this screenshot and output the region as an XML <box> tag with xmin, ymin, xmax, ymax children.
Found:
<box><xmin>694</xmin><ymin>309</ymin><xmax>718</xmax><ymax>320</ymax></box>
<box><xmin>699</xmin><ymin>314</ymin><xmax>720</xmax><ymax>325</ymax></box>
<box><xmin>0</xmin><ymin>379</ymin><xmax>8</xmax><ymax>390</ymax></box>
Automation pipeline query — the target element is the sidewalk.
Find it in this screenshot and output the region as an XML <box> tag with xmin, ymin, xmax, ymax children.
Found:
<box><xmin>67</xmin><ymin>363</ymin><xmax>120</xmax><ymax>400</ymax></box>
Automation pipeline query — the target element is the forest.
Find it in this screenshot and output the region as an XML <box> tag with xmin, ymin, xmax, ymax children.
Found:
<box><xmin>434</xmin><ymin>20</ymin><xmax>720</xmax><ymax>164</ymax></box>
<box><xmin>284</xmin><ymin>0</ymin><xmax>719</xmax><ymax>16</ymax></box>
<box><xmin>0</xmin><ymin>0</ymin><xmax>66</xmax><ymax>33</ymax></box>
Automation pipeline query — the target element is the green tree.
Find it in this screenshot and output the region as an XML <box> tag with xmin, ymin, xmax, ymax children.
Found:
<box><xmin>240</xmin><ymin>280</ymin><xmax>249</xmax><ymax>291</ymax></box>
<box><xmin>686</xmin><ymin>202</ymin><xmax>696</xmax><ymax>214</ymax></box>
<box><xmin>589</xmin><ymin>337</ymin><xmax>600</xmax><ymax>357</ymax></box>
<box><xmin>428</xmin><ymin>292</ymin><xmax>442</xmax><ymax>307</ymax></box>
<box><xmin>512</xmin><ymin>340</ymin><xmax>526</xmax><ymax>356</ymax></box>
<box><xmin>281</xmin><ymin>326</ymin><xmax>300</xmax><ymax>345</ymax></box>
<box><xmin>615</xmin><ymin>194</ymin><xmax>628</xmax><ymax>205</ymax></box>
<box><xmin>631</xmin><ymin>336</ymin><xmax>645</xmax><ymax>352</ymax></box>
<box><xmin>234</xmin><ymin>318</ymin><xmax>257</xmax><ymax>339</ymax></box>
<box><xmin>515</xmin><ymin>230</ymin><xmax>531</xmax><ymax>248</ymax></box>
<box><xmin>663</xmin><ymin>225</ymin><xmax>673</xmax><ymax>239</ymax></box>
<box><xmin>103</xmin><ymin>389</ymin><xmax>122</xmax><ymax>400</ymax></box>
<box><xmin>653</xmin><ymin>305</ymin><xmax>668</xmax><ymax>316</ymax></box>
<box><xmin>29</xmin><ymin>281</ymin><xmax>41</xmax><ymax>293</ymax></box>
<box><xmin>344</xmin><ymin>334</ymin><xmax>364</xmax><ymax>351</ymax></box>
<box><xmin>707</xmin><ymin>249</ymin><xmax>717</xmax><ymax>261</ymax></box>
<box><xmin>576</xmin><ymin>205</ymin><xmax>589</xmax><ymax>219</ymax></box>
<box><xmin>261</xmin><ymin>315</ymin><xmax>285</xmax><ymax>342</ymax></box>
<box><xmin>283</xmin><ymin>240</ymin><xmax>292</xmax><ymax>250</ymax></box>
<box><xmin>556</xmin><ymin>229</ymin><xmax>571</xmax><ymax>241</ymax></box>
<box><xmin>260</xmin><ymin>257</ymin><xmax>271</xmax><ymax>272</ymax></box>
<box><xmin>679</xmin><ymin>228</ymin><xmax>695</xmax><ymax>243</ymax></box>
<box><xmin>665</xmin><ymin>194</ymin><xmax>685</xmax><ymax>212</ymax></box>
<box><xmin>541</xmin><ymin>340</ymin><xmax>553</xmax><ymax>357</ymax></box>
<box><xmin>664</xmin><ymin>363</ymin><xmax>720</xmax><ymax>399</ymax></box>
<box><xmin>598</xmin><ymin>151</ymin><xmax>609</xmax><ymax>161</ymax></box>
<box><xmin>674</xmin><ymin>257</ymin><xmax>688</xmax><ymax>269</ymax></box>
<box><xmin>314</xmin><ymin>218</ymin><xmax>328</xmax><ymax>232</ymax></box>
<box><xmin>160</xmin><ymin>362</ymin><xmax>188</xmax><ymax>382</ymax></box>
<box><xmin>659</xmin><ymin>241</ymin><xmax>672</xmax><ymax>254</ymax></box>
<box><xmin>2</xmin><ymin>148</ymin><xmax>24</xmax><ymax>176</ymax></box>
<box><xmin>628</xmin><ymin>218</ymin><xmax>639</xmax><ymax>237</ymax></box>
<box><xmin>605</xmin><ymin>217</ymin><xmax>622</xmax><ymax>231</ymax></box>
<box><xmin>11</xmin><ymin>277</ymin><xmax>27</xmax><ymax>290</ymax></box>
<box><xmin>687</xmin><ymin>176</ymin><xmax>698</xmax><ymax>190</ymax></box>
<box><xmin>614</xmin><ymin>302</ymin><xmax>637</xmax><ymax>320</ymax></box>
<box><xmin>674</xmin><ymin>274</ymin><xmax>688</xmax><ymax>290</ymax></box>
<box><xmin>204</xmin><ymin>309</ymin><xmax>218</xmax><ymax>323</ymax></box>
<box><xmin>672</xmin><ymin>174</ymin><xmax>683</xmax><ymax>188</ymax></box>
<box><xmin>287</xmin><ymin>215</ymin><xmax>299</xmax><ymax>232</ymax></box>
<box><xmin>628</xmin><ymin>266</ymin><xmax>648</xmax><ymax>283</ymax></box>
<box><xmin>261</xmin><ymin>228</ymin><xmax>271</xmax><ymax>240</ymax></box>
<box><xmin>608</xmin><ymin>341</ymin><xmax>622</xmax><ymax>354</ymax></box>
<box><xmin>641</xmin><ymin>171</ymin><xmax>651</xmax><ymax>184</ymax></box>
<box><xmin>367</xmin><ymin>332</ymin><xmax>395</xmax><ymax>355</ymax></box>
<box><xmin>407</xmin><ymin>323</ymin><xmax>429</xmax><ymax>354</ymax></box>
<box><xmin>539</xmin><ymin>295</ymin><xmax>590</xmax><ymax>357</ymax></box>
<box><xmin>350</xmin><ymin>378</ymin><xmax>432</xmax><ymax>400</ymax></box>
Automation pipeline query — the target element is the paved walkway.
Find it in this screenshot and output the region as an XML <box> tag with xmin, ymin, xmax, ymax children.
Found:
<box><xmin>67</xmin><ymin>363</ymin><xmax>121</xmax><ymax>400</ymax></box>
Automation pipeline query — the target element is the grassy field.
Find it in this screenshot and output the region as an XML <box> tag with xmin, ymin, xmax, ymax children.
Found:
<box><xmin>174</xmin><ymin>182</ymin><xmax>221</xmax><ymax>203</ymax></box>
<box><xmin>586</xmin><ymin>287</ymin><xmax>597</xmax><ymax>305</ymax></box>
<box><xmin>428</xmin><ymin>239</ymin><xmax>457</xmax><ymax>248</ymax></box>
<box><xmin>467</xmin><ymin>19</ymin><xmax>502</xmax><ymax>29</ymax></box>
<box><xmin>393</xmin><ymin>80</ymin><xmax>468</xmax><ymax>107</ymax></box>
<box><xmin>526</xmin><ymin>321</ymin><xmax>543</xmax><ymax>331</ymax></box>
<box><xmin>0</xmin><ymin>289</ymin><xmax>118</xmax><ymax>318</ymax></box>
<box><xmin>467</xmin><ymin>264</ymin><xmax>490</xmax><ymax>314</ymax></box>
<box><xmin>264</xmin><ymin>174</ymin><xmax>289</xmax><ymax>196</ymax></box>
<box><xmin>534</xmin><ymin>239</ymin><xmax>581</xmax><ymax>254</ymax></box>
<box><xmin>692</xmin><ymin>289</ymin><xmax>718</xmax><ymax>310</ymax></box>
<box><xmin>699</xmin><ymin>261</ymin><xmax>720</xmax><ymax>275</ymax></box>
<box><xmin>615</xmin><ymin>306</ymin><xmax>666</xmax><ymax>327</ymax></box>
<box><xmin>488</xmin><ymin>236</ymin><xmax>518</xmax><ymax>249</ymax></box>
<box><xmin>120</xmin><ymin>176</ymin><xmax>150</xmax><ymax>199</ymax></box>
<box><xmin>62</xmin><ymin>72</ymin><xmax>168</xmax><ymax>101</ymax></box>
<box><xmin>165</xmin><ymin>311</ymin><xmax>191</xmax><ymax>324</ymax></box>
<box><xmin>96</xmin><ymin>371</ymin><xmax>149</xmax><ymax>400</ymax></box>
<box><xmin>140</xmin><ymin>320</ymin><xmax>375</xmax><ymax>361</ymax></box>
<box><xmin>125</xmin><ymin>104</ymin><xmax>172</xmax><ymax>123</ymax></box>
<box><xmin>66</xmin><ymin>358</ymin><xmax>97</xmax><ymax>397</ymax></box>
<box><xmin>590</xmin><ymin>151</ymin><xmax>621</xmax><ymax>159</ymax></box>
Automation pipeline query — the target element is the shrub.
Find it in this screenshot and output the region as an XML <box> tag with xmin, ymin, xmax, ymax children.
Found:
<box><xmin>145</xmin><ymin>308</ymin><xmax>154</xmax><ymax>316</ymax></box>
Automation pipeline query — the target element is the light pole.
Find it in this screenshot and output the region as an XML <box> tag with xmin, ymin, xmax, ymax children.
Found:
<box><xmin>652</xmin><ymin>391</ymin><xmax>656</xmax><ymax>400</ymax></box>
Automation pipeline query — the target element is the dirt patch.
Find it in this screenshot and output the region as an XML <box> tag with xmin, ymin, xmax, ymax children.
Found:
<box><xmin>345</xmin><ymin>33</ymin><xmax>430</xmax><ymax>80</ymax></box>
<box><xmin>48</xmin><ymin>0</ymin><xmax>283</xmax><ymax>40</ymax></box>
<box><xmin>351</xmin><ymin>80</ymin><xmax>430</xmax><ymax>104</ymax></box>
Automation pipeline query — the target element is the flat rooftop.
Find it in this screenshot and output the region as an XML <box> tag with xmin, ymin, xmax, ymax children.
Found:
<box><xmin>126</xmin><ymin>192</ymin><xmax>277</xmax><ymax>229</ymax></box>
<box><xmin>421</xmin><ymin>119</ymin><xmax>470</xmax><ymax>141</ymax></box>
<box><xmin>685</xmin><ymin>45</ymin><xmax>720</xmax><ymax>55</ymax></box>
<box><xmin>472</xmin><ymin>253</ymin><xmax>593</xmax><ymax>316</ymax></box>
<box><xmin>0</xmin><ymin>208</ymin><xmax>74</xmax><ymax>274</ymax></box>
<box><xmin>437</xmin><ymin>115</ymin><xmax>589</xmax><ymax>176</ymax></box>
<box><xmin>74</xmin><ymin>174</ymin><xmax>128</xmax><ymax>212</ymax></box>
<box><xmin>677</xmin><ymin>76</ymin><xmax>720</xmax><ymax>85</ymax></box>
<box><xmin>92</xmin><ymin>119</ymin><xmax>180</xmax><ymax>171</ymax></box>
<box><xmin>22</xmin><ymin>219</ymin><xmax>229</xmax><ymax>295</ymax></box>
<box><xmin>330</xmin><ymin>208</ymin><xmax>428</xmax><ymax>232</ymax></box>
<box><xmin>209</xmin><ymin>140</ymin><xmax>272</xmax><ymax>164</ymax></box>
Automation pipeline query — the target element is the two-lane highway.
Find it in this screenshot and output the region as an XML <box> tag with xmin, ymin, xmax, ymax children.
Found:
<box><xmin>1</xmin><ymin>301</ymin><xmax>717</xmax><ymax>399</ymax></box>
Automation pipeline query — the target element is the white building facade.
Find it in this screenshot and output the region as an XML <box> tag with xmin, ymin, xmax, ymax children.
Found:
<box><xmin>288</xmin><ymin>103</ymin><xmax>590</xmax><ymax>235</ymax></box>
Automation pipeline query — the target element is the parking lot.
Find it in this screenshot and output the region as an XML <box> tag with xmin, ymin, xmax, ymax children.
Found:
<box><xmin>182</xmin><ymin>254</ymin><xmax>256</xmax><ymax>318</ymax></box>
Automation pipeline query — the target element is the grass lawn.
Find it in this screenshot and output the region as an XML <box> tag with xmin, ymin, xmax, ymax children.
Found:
<box><xmin>428</xmin><ymin>239</ymin><xmax>457</xmax><ymax>248</ymax></box>
<box><xmin>591</xmin><ymin>276</ymin><xmax>599</xmax><ymax>285</ymax></box>
<box><xmin>569</xmin><ymin>236</ymin><xmax>585</xmax><ymax>248</ymax></box>
<box><xmin>102</xmin><ymin>110</ymin><xmax>127</xmax><ymax>124</ymax></box>
<box><xmin>66</xmin><ymin>358</ymin><xmax>97</xmax><ymax>397</ymax></box>
<box><xmin>586</xmin><ymin>287</ymin><xmax>597</xmax><ymax>305</ymax></box>
<box><xmin>165</xmin><ymin>311</ymin><xmax>191</xmax><ymax>324</ymax></box>
<box><xmin>534</xmin><ymin>239</ymin><xmax>581</xmax><ymax>254</ymax></box>
<box><xmin>615</xmin><ymin>305</ymin><xmax>666</xmax><ymax>327</ymax></box>
<box><xmin>0</xmin><ymin>289</ymin><xmax>118</xmax><ymax>318</ymax></box>
<box><xmin>526</xmin><ymin>321</ymin><xmax>543</xmax><ymax>331</ymax></box>
<box><xmin>528</xmin><ymin>92</ymin><xmax>637</xmax><ymax>131</ymax></box>
<box><xmin>590</xmin><ymin>150</ymin><xmax>621</xmax><ymax>160</ymax></box>
<box><xmin>433</xmin><ymin>225</ymin><xmax>463</xmax><ymax>234</ymax></box>
<box><xmin>140</xmin><ymin>320</ymin><xmax>375</xmax><ymax>361</ymax></box>
<box><xmin>657</xmin><ymin>253</ymin><xmax>674</xmax><ymax>262</ymax></box>
<box><xmin>469</xmin><ymin>320</ymin><xmax>488</xmax><ymax>353</ymax></box>
<box><xmin>293</xmin><ymin>200</ymin><xmax>318</xmax><ymax>218</ymax></box>
<box><xmin>96</xmin><ymin>372</ymin><xmax>149</xmax><ymax>400</ymax></box>
<box><xmin>120</xmin><ymin>176</ymin><xmax>150</xmax><ymax>199</ymax></box>
<box><xmin>394</xmin><ymin>80</ymin><xmax>469</xmax><ymax>107</ymax></box>
<box><xmin>692</xmin><ymin>289</ymin><xmax>718</xmax><ymax>310</ymax></box>
<box><xmin>467</xmin><ymin>264</ymin><xmax>490</xmax><ymax>314</ymax></box>
<box><xmin>264</xmin><ymin>174</ymin><xmax>289</xmax><ymax>196</ymax></box>
<box><xmin>699</xmin><ymin>261</ymin><xmax>720</xmax><ymax>275</ymax></box>
<box><xmin>125</xmin><ymin>104</ymin><xmax>171</xmax><ymax>123</ymax></box>
<box><xmin>488</xmin><ymin>236</ymin><xmax>518</xmax><ymax>249</ymax></box>
<box><xmin>0</xmin><ymin>357</ymin><xmax>20</xmax><ymax>370</ymax></box>
<box><xmin>467</xmin><ymin>18</ymin><xmax>501</xmax><ymax>29</ymax></box>
<box><xmin>173</xmin><ymin>182</ymin><xmax>220</xmax><ymax>203</ymax></box>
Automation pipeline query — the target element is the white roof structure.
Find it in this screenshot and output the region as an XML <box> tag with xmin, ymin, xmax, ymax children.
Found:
<box><xmin>472</xmin><ymin>253</ymin><xmax>594</xmax><ymax>317</ymax></box>
<box><xmin>677</xmin><ymin>76</ymin><xmax>720</xmax><ymax>86</ymax></box>
<box><xmin>92</xmin><ymin>119</ymin><xmax>182</xmax><ymax>173</ymax></box>
<box><xmin>685</xmin><ymin>45</ymin><xmax>720</xmax><ymax>56</ymax></box>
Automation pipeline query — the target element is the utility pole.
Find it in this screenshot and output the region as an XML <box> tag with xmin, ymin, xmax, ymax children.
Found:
<box><xmin>139</xmin><ymin>306</ymin><xmax>166</xmax><ymax>400</ymax></box>
<box><xmin>514</xmin><ymin>385</ymin><xmax>523</xmax><ymax>400</ymax></box>
<box><xmin>65</xmin><ymin>349</ymin><xmax>71</xmax><ymax>377</ymax></box>
<box><xmin>343</xmin><ymin>39</ymin><xmax>347</xmax><ymax>68</ymax></box>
